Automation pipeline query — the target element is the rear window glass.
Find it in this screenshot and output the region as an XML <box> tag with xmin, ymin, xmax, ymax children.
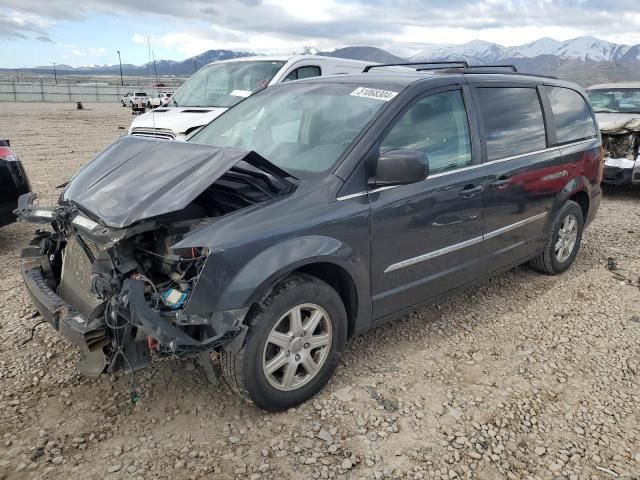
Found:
<box><xmin>283</xmin><ymin>66</ymin><xmax>322</xmax><ymax>82</ymax></box>
<box><xmin>135</xmin><ymin>92</ymin><xmax>146</xmax><ymax>96</ymax></box>
<box><xmin>476</xmin><ymin>87</ymin><xmax>547</xmax><ymax>161</ymax></box>
<box><xmin>546</xmin><ymin>86</ymin><xmax>596</xmax><ymax>144</ymax></box>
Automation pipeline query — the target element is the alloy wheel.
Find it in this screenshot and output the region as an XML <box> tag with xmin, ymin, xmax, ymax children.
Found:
<box><xmin>555</xmin><ymin>213</ymin><xmax>578</xmax><ymax>263</ymax></box>
<box><xmin>262</xmin><ymin>303</ymin><xmax>332</xmax><ymax>391</ymax></box>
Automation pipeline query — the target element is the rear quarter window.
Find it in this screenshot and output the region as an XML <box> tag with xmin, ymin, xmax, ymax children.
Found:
<box><xmin>545</xmin><ymin>86</ymin><xmax>597</xmax><ymax>144</ymax></box>
<box><xmin>475</xmin><ymin>87</ymin><xmax>547</xmax><ymax>161</ymax></box>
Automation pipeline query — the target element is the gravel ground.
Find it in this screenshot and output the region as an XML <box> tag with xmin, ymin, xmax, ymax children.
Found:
<box><xmin>0</xmin><ymin>102</ymin><xmax>639</xmax><ymax>480</ymax></box>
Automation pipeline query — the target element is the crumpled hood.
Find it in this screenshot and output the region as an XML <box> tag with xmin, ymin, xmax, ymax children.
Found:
<box><xmin>595</xmin><ymin>113</ymin><xmax>640</xmax><ymax>134</ymax></box>
<box><xmin>63</xmin><ymin>136</ymin><xmax>292</xmax><ymax>228</ymax></box>
<box><xmin>129</xmin><ymin>107</ymin><xmax>228</xmax><ymax>136</ymax></box>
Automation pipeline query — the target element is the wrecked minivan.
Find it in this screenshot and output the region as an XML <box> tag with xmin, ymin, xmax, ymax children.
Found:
<box><xmin>587</xmin><ymin>83</ymin><xmax>640</xmax><ymax>186</ymax></box>
<box><xmin>19</xmin><ymin>66</ymin><xmax>602</xmax><ymax>411</ymax></box>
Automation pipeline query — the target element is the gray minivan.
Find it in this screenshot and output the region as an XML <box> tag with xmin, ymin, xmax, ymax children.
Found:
<box><xmin>19</xmin><ymin>63</ymin><xmax>602</xmax><ymax>410</ymax></box>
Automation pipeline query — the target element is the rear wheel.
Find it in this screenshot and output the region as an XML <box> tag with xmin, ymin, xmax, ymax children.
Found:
<box><xmin>221</xmin><ymin>273</ymin><xmax>347</xmax><ymax>411</ymax></box>
<box><xmin>530</xmin><ymin>200</ymin><xmax>584</xmax><ymax>274</ymax></box>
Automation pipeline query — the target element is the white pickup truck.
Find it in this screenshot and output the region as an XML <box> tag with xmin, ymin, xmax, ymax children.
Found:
<box><xmin>129</xmin><ymin>55</ymin><xmax>373</xmax><ymax>140</ymax></box>
<box><xmin>121</xmin><ymin>91</ymin><xmax>148</xmax><ymax>107</ymax></box>
<box><xmin>145</xmin><ymin>91</ymin><xmax>175</xmax><ymax>109</ymax></box>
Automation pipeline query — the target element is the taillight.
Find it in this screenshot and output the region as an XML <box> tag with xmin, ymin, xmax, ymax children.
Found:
<box><xmin>0</xmin><ymin>146</ymin><xmax>15</xmax><ymax>160</ymax></box>
<box><xmin>597</xmin><ymin>145</ymin><xmax>604</xmax><ymax>183</ymax></box>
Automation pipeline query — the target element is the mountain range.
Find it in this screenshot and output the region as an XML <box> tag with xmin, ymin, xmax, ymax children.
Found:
<box><xmin>4</xmin><ymin>36</ymin><xmax>640</xmax><ymax>85</ymax></box>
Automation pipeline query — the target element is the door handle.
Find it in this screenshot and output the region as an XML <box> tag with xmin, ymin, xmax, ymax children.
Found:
<box><xmin>458</xmin><ymin>184</ymin><xmax>483</xmax><ymax>198</ymax></box>
<box><xmin>489</xmin><ymin>176</ymin><xmax>512</xmax><ymax>188</ymax></box>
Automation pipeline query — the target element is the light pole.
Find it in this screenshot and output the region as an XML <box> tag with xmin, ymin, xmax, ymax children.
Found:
<box><xmin>194</xmin><ymin>57</ymin><xmax>197</xmax><ymax>73</ymax></box>
<box><xmin>51</xmin><ymin>62</ymin><xmax>57</xmax><ymax>84</ymax></box>
<box><xmin>117</xmin><ymin>50</ymin><xmax>124</xmax><ymax>86</ymax></box>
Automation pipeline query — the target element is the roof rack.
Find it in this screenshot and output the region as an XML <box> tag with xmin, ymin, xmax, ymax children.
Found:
<box><xmin>363</xmin><ymin>61</ymin><xmax>469</xmax><ymax>72</ymax></box>
<box><xmin>364</xmin><ymin>62</ymin><xmax>520</xmax><ymax>74</ymax></box>
<box><xmin>463</xmin><ymin>64</ymin><xmax>518</xmax><ymax>72</ymax></box>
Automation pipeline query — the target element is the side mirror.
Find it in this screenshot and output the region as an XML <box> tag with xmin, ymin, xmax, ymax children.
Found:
<box><xmin>371</xmin><ymin>149</ymin><xmax>429</xmax><ymax>187</ymax></box>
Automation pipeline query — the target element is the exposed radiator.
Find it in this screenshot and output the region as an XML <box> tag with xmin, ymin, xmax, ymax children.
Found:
<box><xmin>58</xmin><ymin>236</ymin><xmax>103</xmax><ymax>316</ymax></box>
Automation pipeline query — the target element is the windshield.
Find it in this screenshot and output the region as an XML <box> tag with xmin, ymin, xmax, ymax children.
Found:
<box><xmin>587</xmin><ymin>88</ymin><xmax>640</xmax><ymax>114</ymax></box>
<box><xmin>170</xmin><ymin>60</ymin><xmax>286</xmax><ymax>108</ymax></box>
<box><xmin>190</xmin><ymin>83</ymin><xmax>397</xmax><ymax>176</ymax></box>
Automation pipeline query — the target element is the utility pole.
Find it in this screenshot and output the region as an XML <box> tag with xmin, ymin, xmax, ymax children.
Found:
<box><xmin>194</xmin><ymin>57</ymin><xmax>197</xmax><ymax>73</ymax></box>
<box><xmin>52</xmin><ymin>62</ymin><xmax>57</xmax><ymax>84</ymax></box>
<box><xmin>117</xmin><ymin>50</ymin><xmax>124</xmax><ymax>86</ymax></box>
<box><xmin>15</xmin><ymin>69</ymin><xmax>19</xmax><ymax>82</ymax></box>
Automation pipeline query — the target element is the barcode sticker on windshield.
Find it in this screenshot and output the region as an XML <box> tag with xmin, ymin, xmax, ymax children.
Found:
<box><xmin>230</xmin><ymin>89</ymin><xmax>252</xmax><ymax>98</ymax></box>
<box><xmin>350</xmin><ymin>87</ymin><xmax>398</xmax><ymax>102</ymax></box>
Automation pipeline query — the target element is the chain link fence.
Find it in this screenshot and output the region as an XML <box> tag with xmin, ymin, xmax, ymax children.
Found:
<box><xmin>0</xmin><ymin>81</ymin><xmax>166</xmax><ymax>103</ymax></box>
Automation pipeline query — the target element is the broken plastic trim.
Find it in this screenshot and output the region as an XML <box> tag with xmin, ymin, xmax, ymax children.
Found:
<box><xmin>121</xmin><ymin>278</ymin><xmax>241</xmax><ymax>351</ymax></box>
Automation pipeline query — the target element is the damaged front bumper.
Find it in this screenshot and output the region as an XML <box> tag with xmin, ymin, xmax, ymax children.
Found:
<box><xmin>17</xmin><ymin>193</ymin><xmax>248</xmax><ymax>376</ymax></box>
<box><xmin>602</xmin><ymin>156</ymin><xmax>640</xmax><ymax>186</ymax></box>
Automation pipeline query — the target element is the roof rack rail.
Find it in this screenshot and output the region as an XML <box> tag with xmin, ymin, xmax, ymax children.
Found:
<box><xmin>363</xmin><ymin>61</ymin><xmax>469</xmax><ymax>72</ymax></box>
<box><xmin>463</xmin><ymin>64</ymin><xmax>518</xmax><ymax>72</ymax></box>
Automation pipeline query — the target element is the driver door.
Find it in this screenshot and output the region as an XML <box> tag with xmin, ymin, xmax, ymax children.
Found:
<box><xmin>369</xmin><ymin>87</ymin><xmax>488</xmax><ymax>321</ymax></box>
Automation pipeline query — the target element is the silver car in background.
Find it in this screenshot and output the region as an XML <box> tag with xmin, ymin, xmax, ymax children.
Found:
<box><xmin>587</xmin><ymin>82</ymin><xmax>640</xmax><ymax>186</ymax></box>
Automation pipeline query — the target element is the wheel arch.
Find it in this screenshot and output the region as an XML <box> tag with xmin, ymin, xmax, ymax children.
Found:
<box><xmin>550</xmin><ymin>176</ymin><xmax>591</xmax><ymax>225</ymax></box>
<box><xmin>213</xmin><ymin>235</ymin><xmax>369</xmax><ymax>338</ymax></box>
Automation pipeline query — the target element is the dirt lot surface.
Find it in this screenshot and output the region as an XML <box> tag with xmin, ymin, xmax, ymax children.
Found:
<box><xmin>0</xmin><ymin>103</ymin><xmax>639</xmax><ymax>480</ymax></box>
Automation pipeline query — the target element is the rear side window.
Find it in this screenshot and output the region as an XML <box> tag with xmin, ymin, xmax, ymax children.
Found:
<box><xmin>476</xmin><ymin>87</ymin><xmax>546</xmax><ymax>161</ymax></box>
<box><xmin>545</xmin><ymin>86</ymin><xmax>596</xmax><ymax>144</ymax></box>
<box><xmin>283</xmin><ymin>66</ymin><xmax>322</xmax><ymax>82</ymax></box>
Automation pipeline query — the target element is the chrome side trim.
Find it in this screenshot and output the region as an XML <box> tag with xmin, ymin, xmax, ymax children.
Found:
<box><xmin>384</xmin><ymin>235</ymin><xmax>484</xmax><ymax>273</ymax></box>
<box><xmin>384</xmin><ymin>211</ymin><xmax>548</xmax><ymax>273</ymax></box>
<box><xmin>337</xmin><ymin>185</ymin><xmax>398</xmax><ymax>201</ymax></box>
<box><xmin>483</xmin><ymin>212</ymin><xmax>548</xmax><ymax>240</ymax></box>
<box><xmin>336</xmin><ymin>191</ymin><xmax>367</xmax><ymax>201</ymax></box>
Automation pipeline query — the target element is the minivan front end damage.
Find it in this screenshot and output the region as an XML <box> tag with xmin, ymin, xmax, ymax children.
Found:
<box><xmin>19</xmin><ymin>196</ymin><xmax>246</xmax><ymax>376</ymax></box>
<box><xmin>16</xmin><ymin>136</ymin><xmax>295</xmax><ymax>377</ymax></box>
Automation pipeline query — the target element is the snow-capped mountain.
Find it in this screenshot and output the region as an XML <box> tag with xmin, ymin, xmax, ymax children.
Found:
<box><xmin>410</xmin><ymin>40</ymin><xmax>505</xmax><ymax>64</ymax></box>
<box><xmin>410</xmin><ymin>36</ymin><xmax>635</xmax><ymax>64</ymax></box>
<box><xmin>504</xmin><ymin>37</ymin><xmax>562</xmax><ymax>59</ymax></box>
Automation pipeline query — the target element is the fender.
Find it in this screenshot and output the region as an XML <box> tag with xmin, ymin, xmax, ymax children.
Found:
<box><xmin>548</xmin><ymin>174</ymin><xmax>591</xmax><ymax>229</ymax></box>
<box><xmin>185</xmin><ymin>235</ymin><xmax>370</xmax><ymax>325</ymax></box>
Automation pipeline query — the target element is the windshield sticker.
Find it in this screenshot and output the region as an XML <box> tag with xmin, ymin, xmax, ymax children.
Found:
<box><xmin>230</xmin><ymin>89</ymin><xmax>252</xmax><ymax>98</ymax></box>
<box><xmin>350</xmin><ymin>87</ymin><xmax>398</xmax><ymax>102</ymax></box>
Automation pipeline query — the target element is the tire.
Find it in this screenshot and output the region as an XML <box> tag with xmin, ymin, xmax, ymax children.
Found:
<box><xmin>121</xmin><ymin>101</ymin><xmax>126</xmax><ymax>107</ymax></box>
<box><xmin>221</xmin><ymin>273</ymin><xmax>347</xmax><ymax>411</ymax></box>
<box><xmin>530</xmin><ymin>200</ymin><xmax>584</xmax><ymax>275</ymax></box>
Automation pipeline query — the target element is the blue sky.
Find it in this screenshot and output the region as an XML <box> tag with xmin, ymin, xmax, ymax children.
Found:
<box><xmin>1</xmin><ymin>0</ymin><xmax>639</xmax><ymax>68</ymax></box>
<box><xmin>1</xmin><ymin>14</ymin><xmax>190</xmax><ymax>68</ymax></box>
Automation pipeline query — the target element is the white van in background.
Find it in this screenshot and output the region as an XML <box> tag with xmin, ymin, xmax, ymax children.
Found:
<box><xmin>128</xmin><ymin>55</ymin><xmax>373</xmax><ymax>141</ymax></box>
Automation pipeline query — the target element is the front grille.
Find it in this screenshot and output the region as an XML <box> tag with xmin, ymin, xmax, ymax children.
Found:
<box><xmin>58</xmin><ymin>236</ymin><xmax>103</xmax><ymax>316</ymax></box>
<box><xmin>130</xmin><ymin>127</ymin><xmax>175</xmax><ymax>140</ymax></box>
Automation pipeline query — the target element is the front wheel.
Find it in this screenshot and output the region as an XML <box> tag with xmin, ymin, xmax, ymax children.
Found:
<box><xmin>530</xmin><ymin>200</ymin><xmax>584</xmax><ymax>274</ymax></box>
<box><xmin>221</xmin><ymin>273</ymin><xmax>347</xmax><ymax>411</ymax></box>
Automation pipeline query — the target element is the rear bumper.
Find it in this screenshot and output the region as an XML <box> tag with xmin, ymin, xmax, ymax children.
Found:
<box><xmin>0</xmin><ymin>201</ymin><xmax>17</xmax><ymax>227</ymax></box>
